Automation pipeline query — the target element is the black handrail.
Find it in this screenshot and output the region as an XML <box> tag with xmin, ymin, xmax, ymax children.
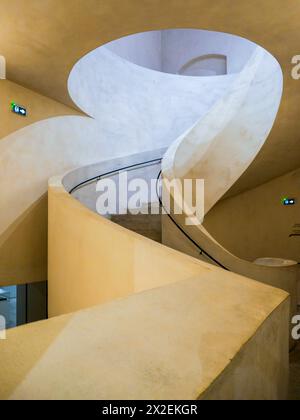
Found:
<box><xmin>69</xmin><ymin>158</ymin><xmax>228</xmax><ymax>271</ymax></box>
<box><xmin>156</xmin><ymin>170</ymin><xmax>229</xmax><ymax>271</ymax></box>
<box><xmin>69</xmin><ymin>158</ymin><xmax>162</xmax><ymax>194</ymax></box>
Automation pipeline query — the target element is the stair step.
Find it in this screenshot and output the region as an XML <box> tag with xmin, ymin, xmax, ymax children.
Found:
<box><xmin>110</xmin><ymin>209</ymin><xmax>162</xmax><ymax>243</ymax></box>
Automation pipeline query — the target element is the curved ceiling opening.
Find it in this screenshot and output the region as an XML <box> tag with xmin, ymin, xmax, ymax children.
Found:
<box><xmin>68</xmin><ymin>28</ymin><xmax>282</xmax><ymax>142</ymax></box>
<box><xmin>103</xmin><ymin>29</ymin><xmax>259</xmax><ymax>77</ymax></box>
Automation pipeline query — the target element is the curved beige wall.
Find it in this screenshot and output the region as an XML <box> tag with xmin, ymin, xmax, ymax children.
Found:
<box><xmin>0</xmin><ymin>279</ymin><xmax>289</xmax><ymax>400</ymax></box>
<box><xmin>0</xmin><ymin>80</ymin><xmax>79</xmax><ymax>285</ymax></box>
<box><xmin>48</xmin><ymin>175</ymin><xmax>222</xmax><ymax>316</ymax></box>
<box><xmin>162</xmin><ymin>204</ymin><xmax>299</xmax><ymax>349</ymax></box>
<box><xmin>0</xmin><ymin>79</ymin><xmax>79</xmax><ymax>139</ymax></box>
<box><xmin>204</xmin><ymin>167</ymin><xmax>300</xmax><ymax>263</ymax></box>
<box><xmin>3</xmin><ymin>167</ymin><xmax>278</xmax><ymax>399</ymax></box>
<box><xmin>44</xmin><ymin>168</ymin><xmax>290</xmax><ymax>400</ymax></box>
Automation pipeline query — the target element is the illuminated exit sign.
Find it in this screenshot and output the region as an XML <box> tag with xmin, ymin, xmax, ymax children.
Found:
<box><xmin>282</xmin><ymin>197</ymin><xmax>296</xmax><ymax>206</ymax></box>
<box><xmin>11</xmin><ymin>102</ymin><xmax>27</xmax><ymax>117</ymax></box>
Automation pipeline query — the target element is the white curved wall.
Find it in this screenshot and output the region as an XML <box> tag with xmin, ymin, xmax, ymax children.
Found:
<box><xmin>68</xmin><ymin>47</ymin><xmax>234</xmax><ymax>147</ymax></box>
<box><xmin>105</xmin><ymin>29</ymin><xmax>257</xmax><ymax>76</ymax></box>
<box><xmin>106</xmin><ymin>31</ymin><xmax>162</xmax><ymax>72</ymax></box>
<box><xmin>0</xmin><ymin>29</ymin><xmax>259</xmax><ymax>240</ymax></box>
<box><xmin>163</xmin><ymin>47</ymin><xmax>283</xmax><ymax>216</ymax></box>
<box><xmin>161</xmin><ymin>29</ymin><xmax>256</xmax><ymax>75</ymax></box>
<box><xmin>1</xmin><ymin>44</ymin><xmax>236</xmax><ymax>240</ymax></box>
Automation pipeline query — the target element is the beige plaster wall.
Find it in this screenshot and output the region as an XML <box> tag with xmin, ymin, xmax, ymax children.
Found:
<box><xmin>0</xmin><ymin>275</ymin><xmax>289</xmax><ymax>400</ymax></box>
<box><xmin>0</xmin><ymin>159</ymin><xmax>289</xmax><ymax>400</ymax></box>
<box><xmin>204</xmin><ymin>167</ymin><xmax>300</xmax><ymax>263</ymax></box>
<box><xmin>161</xmin><ymin>193</ymin><xmax>299</xmax><ymax>350</ymax></box>
<box><xmin>0</xmin><ymin>79</ymin><xmax>79</xmax><ymax>139</ymax></box>
<box><xmin>48</xmin><ymin>177</ymin><xmax>217</xmax><ymax>317</ymax></box>
<box><xmin>0</xmin><ymin>195</ymin><xmax>48</xmax><ymax>286</ymax></box>
<box><xmin>201</xmin><ymin>299</ymin><xmax>289</xmax><ymax>400</ymax></box>
<box><xmin>0</xmin><ymin>79</ymin><xmax>78</xmax><ymax>286</ymax></box>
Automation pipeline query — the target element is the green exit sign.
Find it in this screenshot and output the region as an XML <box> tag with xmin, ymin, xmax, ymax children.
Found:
<box><xmin>11</xmin><ymin>102</ymin><xmax>27</xmax><ymax>117</ymax></box>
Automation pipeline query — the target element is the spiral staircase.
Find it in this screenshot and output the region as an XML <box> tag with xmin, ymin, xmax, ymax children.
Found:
<box><xmin>1</xmin><ymin>4</ymin><xmax>299</xmax><ymax>398</ymax></box>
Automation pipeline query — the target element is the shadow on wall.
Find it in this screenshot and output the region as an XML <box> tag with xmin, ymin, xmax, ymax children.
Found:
<box><xmin>204</xmin><ymin>168</ymin><xmax>300</xmax><ymax>263</ymax></box>
<box><xmin>0</xmin><ymin>195</ymin><xmax>48</xmax><ymax>286</ymax></box>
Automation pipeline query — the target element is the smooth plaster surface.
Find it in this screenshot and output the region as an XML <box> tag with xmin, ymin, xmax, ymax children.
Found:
<box><xmin>105</xmin><ymin>29</ymin><xmax>256</xmax><ymax>76</ymax></box>
<box><xmin>162</xmin><ymin>206</ymin><xmax>299</xmax><ymax>349</ymax></box>
<box><xmin>161</xmin><ymin>29</ymin><xmax>255</xmax><ymax>75</ymax></box>
<box><xmin>0</xmin><ymin>270</ymin><xmax>289</xmax><ymax>400</ymax></box>
<box><xmin>0</xmin><ymin>146</ymin><xmax>286</xmax><ymax>400</ymax></box>
<box><xmin>204</xmin><ymin>167</ymin><xmax>300</xmax><ymax>264</ymax></box>
<box><xmin>48</xmin><ymin>175</ymin><xmax>215</xmax><ymax>316</ymax></box>
<box><xmin>0</xmin><ymin>79</ymin><xmax>79</xmax><ymax>284</ymax></box>
<box><xmin>106</xmin><ymin>31</ymin><xmax>163</xmax><ymax>72</ymax></box>
<box><xmin>163</xmin><ymin>47</ymin><xmax>282</xmax><ymax>214</ymax></box>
